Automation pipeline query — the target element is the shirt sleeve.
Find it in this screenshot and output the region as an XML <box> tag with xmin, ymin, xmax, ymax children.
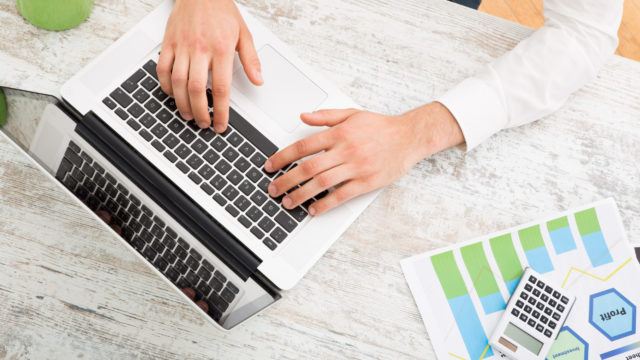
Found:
<box><xmin>437</xmin><ymin>0</ymin><xmax>624</xmax><ymax>151</ymax></box>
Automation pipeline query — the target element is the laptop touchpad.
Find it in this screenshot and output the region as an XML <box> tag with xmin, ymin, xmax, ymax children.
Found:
<box><xmin>233</xmin><ymin>45</ymin><xmax>327</xmax><ymax>133</ymax></box>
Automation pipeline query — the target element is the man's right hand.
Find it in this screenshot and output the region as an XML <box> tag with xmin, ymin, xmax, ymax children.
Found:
<box><xmin>157</xmin><ymin>0</ymin><xmax>263</xmax><ymax>133</ymax></box>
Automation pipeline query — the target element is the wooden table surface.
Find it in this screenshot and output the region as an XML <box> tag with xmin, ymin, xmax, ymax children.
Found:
<box><xmin>1</xmin><ymin>0</ymin><xmax>639</xmax><ymax>359</ymax></box>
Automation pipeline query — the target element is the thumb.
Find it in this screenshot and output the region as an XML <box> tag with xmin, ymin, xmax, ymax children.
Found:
<box><xmin>301</xmin><ymin>108</ymin><xmax>360</xmax><ymax>127</ymax></box>
<box><xmin>237</xmin><ymin>28</ymin><xmax>263</xmax><ymax>85</ymax></box>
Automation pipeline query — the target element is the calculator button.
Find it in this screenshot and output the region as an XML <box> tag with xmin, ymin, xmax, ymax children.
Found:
<box><xmin>525</xmin><ymin>305</ymin><xmax>533</xmax><ymax>313</ymax></box>
<box><xmin>541</xmin><ymin>294</ymin><xmax>549</xmax><ymax>302</ymax></box>
<box><xmin>557</xmin><ymin>304</ymin><xmax>565</xmax><ymax>312</ymax></box>
<box><xmin>544</xmin><ymin>329</ymin><xmax>553</xmax><ymax>338</ymax></box>
<box><xmin>544</xmin><ymin>285</ymin><xmax>553</xmax><ymax>294</ymax></box>
<box><xmin>540</xmin><ymin>315</ymin><xmax>549</xmax><ymax>324</ymax></box>
<box><xmin>520</xmin><ymin>314</ymin><xmax>528</xmax><ymax>322</ymax></box>
<box><xmin>520</xmin><ymin>292</ymin><xmax>529</xmax><ymax>300</ymax></box>
<box><xmin>516</xmin><ymin>300</ymin><xmax>525</xmax><ymax>308</ymax></box>
<box><xmin>537</xmin><ymin>280</ymin><xmax>545</xmax><ymax>288</ymax></box>
<box><xmin>544</xmin><ymin>308</ymin><xmax>553</xmax><ymax>315</ymax></box>
<box><xmin>532</xmin><ymin>310</ymin><xmax>540</xmax><ymax>319</ymax></box>
<box><xmin>511</xmin><ymin>308</ymin><xmax>520</xmax><ymax>317</ymax></box>
<box><xmin>561</xmin><ymin>296</ymin><xmax>569</xmax><ymax>304</ymax></box>
<box><xmin>549</xmin><ymin>299</ymin><xmax>557</xmax><ymax>307</ymax></box>
<box><xmin>536</xmin><ymin>302</ymin><xmax>544</xmax><ymax>310</ymax></box>
<box><xmin>533</xmin><ymin>289</ymin><xmax>541</xmax><ymax>297</ymax></box>
<box><xmin>536</xmin><ymin>324</ymin><xmax>544</xmax><ymax>332</ymax></box>
<box><xmin>553</xmin><ymin>290</ymin><xmax>561</xmax><ymax>299</ymax></box>
<box><xmin>525</xmin><ymin>283</ymin><xmax>533</xmax><ymax>291</ymax></box>
<box><xmin>528</xmin><ymin>297</ymin><xmax>536</xmax><ymax>305</ymax></box>
<box><xmin>528</xmin><ymin>319</ymin><xmax>536</xmax><ymax>327</ymax></box>
<box><xmin>529</xmin><ymin>275</ymin><xmax>537</xmax><ymax>283</ymax></box>
<box><xmin>549</xmin><ymin>321</ymin><xmax>557</xmax><ymax>329</ymax></box>
<box><xmin>552</xmin><ymin>312</ymin><xmax>561</xmax><ymax>321</ymax></box>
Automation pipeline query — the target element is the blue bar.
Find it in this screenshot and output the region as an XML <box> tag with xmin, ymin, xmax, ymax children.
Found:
<box><xmin>601</xmin><ymin>341</ymin><xmax>640</xmax><ymax>359</ymax></box>
<box><xmin>525</xmin><ymin>247</ymin><xmax>554</xmax><ymax>273</ymax></box>
<box><xmin>449</xmin><ymin>295</ymin><xmax>494</xmax><ymax>359</ymax></box>
<box><xmin>479</xmin><ymin>292</ymin><xmax>506</xmax><ymax>314</ymax></box>
<box><xmin>583</xmin><ymin>231</ymin><xmax>613</xmax><ymax>267</ymax></box>
<box><xmin>506</xmin><ymin>279</ymin><xmax>519</xmax><ymax>295</ymax></box>
<box><xmin>549</xmin><ymin>227</ymin><xmax>577</xmax><ymax>254</ymax></box>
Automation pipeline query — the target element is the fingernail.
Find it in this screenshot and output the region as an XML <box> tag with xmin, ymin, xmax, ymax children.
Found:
<box><xmin>268</xmin><ymin>183</ymin><xmax>277</xmax><ymax>197</ymax></box>
<box><xmin>199</xmin><ymin>122</ymin><xmax>209</xmax><ymax>129</ymax></box>
<box><xmin>214</xmin><ymin>125</ymin><xmax>225</xmax><ymax>133</ymax></box>
<box><xmin>182</xmin><ymin>112</ymin><xmax>193</xmax><ymax>120</ymax></box>
<box><xmin>309</xmin><ymin>206</ymin><xmax>317</xmax><ymax>216</ymax></box>
<box><xmin>264</xmin><ymin>160</ymin><xmax>273</xmax><ymax>172</ymax></box>
<box><xmin>256</xmin><ymin>69</ymin><xmax>263</xmax><ymax>83</ymax></box>
<box><xmin>282</xmin><ymin>197</ymin><xmax>292</xmax><ymax>209</ymax></box>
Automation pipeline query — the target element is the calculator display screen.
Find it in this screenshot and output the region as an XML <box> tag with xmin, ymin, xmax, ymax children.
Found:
<box><xmin>504</xmin><ymin>322</ymin><xmax>543</xmax><ymax>355</ymax></box>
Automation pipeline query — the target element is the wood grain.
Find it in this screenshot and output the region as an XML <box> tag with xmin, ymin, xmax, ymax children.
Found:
<box><xmin>479</xmin><ymin>0</ymin><xmax>640</xmax><ymax>61</ymax></box>
<box><xmin>0</xmin><ymin>0</ymin><xmax>639</xmax><ymax>359</ymax></box>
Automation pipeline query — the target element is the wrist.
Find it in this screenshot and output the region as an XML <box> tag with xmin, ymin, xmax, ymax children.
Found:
<box><xmin>404</xmin><ymin>102</ymin><xmax>464</xmax><ymax>159</ymax></box>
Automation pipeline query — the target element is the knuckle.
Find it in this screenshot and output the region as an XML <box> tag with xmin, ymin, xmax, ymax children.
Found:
<box><xmin>315</xmin><ymin>173</ymin><xmax>333</xmax><ymax>189</ymax></box>
<box><xmin>300</xmin><ymin>160</ymin><xmax>318</xmax><ymax>177</ymax></box>
<box><xmin>212</xmin><ymin>41</ymin><xmax>229</xmax><ymax>56</ymax></box>
<box><xmin>212</xmin><ymin>84</ymin><xmax>229</xmax><ymax>98</ymax></box>
<box><xmin>171</xmin><ymin>73</ymin><xmax>187</xmax><ymax>85</ymax></box>
<box><xmin>188</xmin><ymin>80</ymin><xmax>206</xmax><ymax>94</ymax></box>
<box><xmin>294</xmin><ymin>139</ymin><xmax>309</xmax><ymax>155</ymax></box>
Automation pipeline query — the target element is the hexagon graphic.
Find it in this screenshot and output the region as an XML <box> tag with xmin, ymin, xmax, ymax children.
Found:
<box><xmin>546</xmin><ymin>327</ymin><xmax>588</xmax><ymax>360</ymax></box>
<box><xmin>589</xmin><ymin>288</ymin><xmax>636</xmax><ymax>341</ymax></box>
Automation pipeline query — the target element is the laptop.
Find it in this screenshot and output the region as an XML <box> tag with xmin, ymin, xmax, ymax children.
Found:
<box><xmin>21</xmin><ymin>0</ymin><xmax>377</xmax><ymax>330</ymax></box>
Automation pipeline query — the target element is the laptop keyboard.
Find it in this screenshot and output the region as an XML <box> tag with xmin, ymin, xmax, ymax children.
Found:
<box><xmin>56</xmin><ymin>141</ymin><xmax>239</xmax><ymax>322</ymax></box>
<box><xmin>101</xmin><ymin>60</ymin><xmax>325</xmax><ymax>251</ymax></box>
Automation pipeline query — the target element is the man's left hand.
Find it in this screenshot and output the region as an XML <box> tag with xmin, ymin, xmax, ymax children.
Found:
<box><xmin>265</xmin><ymin>102</ymin><xmax>464</xmax><ymax>216</ymax></box>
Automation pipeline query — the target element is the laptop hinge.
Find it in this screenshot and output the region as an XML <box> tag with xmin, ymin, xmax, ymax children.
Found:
<box><xmin>76</xmin><ymin>111</ymin><xmax>261</xmax><ymax>281</ymax></box>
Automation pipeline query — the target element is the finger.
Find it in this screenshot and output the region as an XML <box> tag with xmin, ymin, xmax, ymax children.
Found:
<box><xmin>181</xmin><ymin>288</ymin><xmax>196</xmax><ymax>300</ymax></box>
<box><xmin>268</xmin><ymin>150</ymin><xmax>343</xmax><ymax>197</ymax></box>
<box><xmin>237</xmin><ymin>28</ymin><xmax>263</xmax><ymax>85</ymax></box>
<box><xmin>157</xmin><ymin>47</ymin><xmax>175</xmax><ymax>96</ymax></box>
<box><xmin>188</xmin><ymin>55</ymin><xmax>212</xmax><ymax>128</ymax></box>
<box><xmin>95</xmin><ymin>210</ymin><xmax>112</xmax><ymax>223</ymax></box>
<box><xmin>110</xmin><ymin>224</ymin><xmax>122</xmax><ymax>235</ymax></box>
<box><xmin>264</xmin><ymin>131</ymin><xmax>334</xmax><ymax>173</ymax></box>
<box><xmin>308</xmin><ymin>180</ymin><xmax>367</xmax><ymax>216</ymax></box>
<box><xmin>171</xmin><ymin>52</ymin><xmax>193</xmax><ymax>120</ymax></box>
<box><xmin>211</xmin><ymin>45</ymin><xmax>235</xmax><ymax>133</ymax></box>
<box><xmin>195</xmin><ymin>300</ymin><xmax>209</xmax><ymax>312</ymax></box>
<box><xmin>300</xmin><ymin>108</ymin><xmax>360</xmax><ymax>127</ymax></box>
<box><xmin>282</xmin><ymin>165</ymin><xmax>354</xmax><ymax>209</ymax></box>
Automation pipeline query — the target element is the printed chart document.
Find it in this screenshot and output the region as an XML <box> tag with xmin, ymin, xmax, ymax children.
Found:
<box><xmin>402</xmin><ymin>199</ymin><xmax>640</xmax><ymax>360</ymax></box>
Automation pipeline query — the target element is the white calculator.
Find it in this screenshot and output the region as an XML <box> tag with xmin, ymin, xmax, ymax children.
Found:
<box><xmin>490</xmin><ymin>268</ymin><xmax>575</xmax><ymax>360</ymax></box>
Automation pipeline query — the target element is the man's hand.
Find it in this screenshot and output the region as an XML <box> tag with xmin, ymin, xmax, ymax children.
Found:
<box><xmin>158</xmin><ymin>0</ymin><xmax>262</xmax><ymax>132</ymax></box>
<box><xmin>265</xmin><ymin>102</ymin><xmax>464</xmax><ymax>215</ymax></box>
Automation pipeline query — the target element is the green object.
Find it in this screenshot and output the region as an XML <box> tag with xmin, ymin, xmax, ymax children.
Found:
<box><xmin>547</xmin><ymin>216</ymin><xmax>570</xmax><ymax>232</ymax></box>
<box><xmin>17</xmin><ymin>0</ymin><xmax>93</xmax><ymax>31</ymax></box>
<box><xmin>461</xmin><ymin>243</ymin><xmax>500</xmax><ymax>297</ymax></box>
<box><xmin>490</xmin><ymin>234</ymin><xmax>523</xmax><ymax>285</ymax></box>
<box><xmin>0</xmin><ymin>89</ymin><xmax>7</xmax><ymax>127</ymax></box>
<box><xmin>519</xmin><ymin>225</ymin><xmax>545</xmax><ymax>251</ymax></box>
<box><xmin>431</xmin><ymin>251</ymin><xmax>468</xmax><ymax>299</ymax></box>
<box><xmin>575</xmin><ymin>208</ymin><xmax>601</xmax><ymax>235</ymax></box>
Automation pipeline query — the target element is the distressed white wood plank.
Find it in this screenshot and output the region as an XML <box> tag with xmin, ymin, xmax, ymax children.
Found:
<box><xmin>0</xmin><ymin>0</ymin><xmax>639</xmax><ymax>359</ymax></box>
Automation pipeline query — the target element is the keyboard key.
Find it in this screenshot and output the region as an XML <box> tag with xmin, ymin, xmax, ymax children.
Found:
<box><xmin>258</xmin><ymin>217</ymin><xmax>275</xmax><ymax>232</ymax></box>
<box><xmin>246</xmin><ymin>167</ymin><xmax>263</xmax><ymax>183</ymax></box>
<box><xmin>250</xmin><ymin>191</ymin><xmax>268</xmax><ymax>206</ymax></box>
<box><xmin>544</xmin><ymin>329</ymin><xmax>552</xmax><ymax>338</ymax></box>
<box><xmin>287</xmin><ymin>207</ymin><xmax>308</xmax><ymax>222</ymax></box>
<box><xmin>227</xmin><ymin>131</ymin><xmax>243</xmax><ymax>147</ymax></box>
<box><xmin>214</xmin><ymin>159</ymin><xmax>232</xmax><ymax>175</ymax></box>
<box><xmin>203</xmin><ymin>149</ymin><xmax>219</xmax><ymax>165</ymax></box>
<box><xmin>110</xmin><ymin>88</ymin><xmax>133</xmax><ymax>108</ymax></box>
<box><xmin>136</xmin><ymin>130</ymin><xmax>152</xmax><ymax>144</ymax></box>
<box><xmin>540</xmin><ymin>315</ymin><xmax>548</xmax><ymax>324</ymax></box>
<box><xmin>191</xmin><ymin>139</ymin><xmax>208</xmax><ymax>153</ymax></box>
<box><xmin>127</xmin><ymin>119</ymin><xmax>141</xmax><ymax>131</ymax></box>
<box><xmin>176</xmin><ymin>161</ymin><xmax>190</xmax><ymax>174</ymax></box>
<box><xmin>228</xmin><ymin>108</ymin><xmax>278</xmax><ymax>156</ymax></box>
<box><xmin>164</xmin><ymin>97</ymin><xmax>177</xmax><ymax>111</ymax></box>
<box><xmin>198</xmin><ymin>165</ymin><xmax>215</xmax><ymax>180</ymax></box>
<box><xmin>561</xmin><ymin>296</ymin><xmax>569</xmax><ymax>304</ymax></box>
<box><xmin>238</xmin><ymin>180</ymin><xmax>255</xmax><ymax>196</ymax></box>
<box><xmin>175</xmin><ymin>144</ymin><xmax>192</xmax><ymax>159</ymax></box>
<box><xmin>238</xmin><ymin>215</ymin><xmax>251</xmax><ymax>228</ymax></box>
<box><xmin>246</xmin><ymin>206</ymin><xmax>263</xmax><ymax>222</ymax></box>
<box><xmin>234</xmin><ymin>196</ymin><xmax>251</xmax><ymax>212</ymax></box>
<box><xmin>151</xmin><ymin>140</ymin><xmax>165</xmax><ymax>152</ymax></box>
<box><xmin>141</xmin><ymin>77</ymin><xmax>157</xmax><ymax>91</ymax></box>
<box><xmin>156</xmin><ymin>108</ymin><xmax>173</xmax><ymax>124</ymax></box>
<box><xmin>226</xmin><ymin>282</ymin><xmax>240</xmax><ymax>295</ymax></box>
<box><xmin>162</xmin><ymin>134</ymin><xmax>180</xmax><ymax>149</ymax></box>
<box><xmin>103</xmin><ymin>97</ymin><xmax>117</xmax><ymax>110</ymax></box>
<box><xmin>133</xmin><ymin>88</ymin><xmax>150</xmax><ymax>103</ymax></box>
<box><xmin>238</xmin><ymin>142</ymin><xmax>256</xmax><ymax>157</ymax></box>
<box><xmin>275</xmin><ymin>211</ymin><xmax>297</xmax><ymax>232</ymax></box>
<box><xmin>549</xmin><ymin>321</ymin><xmax>556</xmax><ymax>329</ymax></box>
<box><xmin>552</xmin><ymin>290</ymin><xmax>561</xmax><ymax>299</ymax></box>
<box><xmin>225</xmin><ymin>204</ymin><xmax>240</xmax><ymax>217</ymax></box>
<box><xmin>220</xmin><ymin>287</ymin><xmax>235</xmax><ymax>303</ymax></box>
<box><xmin>179</xmin><ymin>129</ymin><xmax>197</xmax><ymax>144</ymax></box>
<box><xmin>222</xmin><ymin>185</ymin><xmax>239</xmax><ymax>201</ymax></box>
<box><xmin>213</xmin><ymin>193</ymin><xmax>227</xmax><ymax>206</ymax></box>
<box><xmin>152</xmin><ymin>87</ymin><xmax>168</xmax><ymax>102</ymax></box>
<box><xmin>115</xmin><ymin>108</ymin><xmax>129</xmax><ymax>120</ymax></box>
<box><xmin>511</xmin><ymin>308</ymin><xmax>520</xmax><ymax>317</ymax></box>
<box><xmin>270</xmin><ymin>227</ymin><xmax>287</xmax><ymax>243</ymax></box>
<box><xmin>164</xmin><ymin>151</ymin><xmax>178</xmax><ymax>163</ymax></box>
<box><xmin>552</xmin><ymin>312</ymin><xmax>561</xmax><ymax>321</ymax></box>
<box><xmin>234</xmin><ymin>158</ymin><xmax>251</xmax><ymax>173</ymax></box>
<box><xmin>536</xmin><ymin>324</ymin><xmax>544</xmax><ymax>332</ymax></box>
<box><xmin>144</xmin><ymin>98</ymin><xmax>161</xmax><ymax>114</ymax></box>
<box><xmin>557</xmin><ymin>304</ymin><xmax>565</xmax><ymax>312</ymax></box>
<box><xmin>250</xmin><ymin>226</ymin><xmax>264</xmax><ymax>239</ymax></box>
<box><xmin>186</xmin><ymin>154</ymin><xmax>204</xmax><ymax>169</ymax></box>
<box><xmin>188</xmin><ymin>172</ymin><xmax>203</xmax><ymax>185</ymax></box>
<box><xmin>142</xmin><ymin>60</ymin><xmax>158</xmax><ymax>79</ymax></box>
<box><xmin>222</xmin><ymin>147</ymin><xmax>239</xmax><ymax>162</ymax></box>
<box><xmin>200</xmin><ymin>183</ymin><xmax>215</xmax><ymax>195</ymax></box>
<box><xmin>226</xmin><ymin>169</ymin><xmax>243</xmax><ymax>185</ymax></box>
<box><xmin>197</xmin><ymin>267</ymin><xmax>212</xmax><ymax>282</ymax></box>
<box><xmin>151</xmin><ymin>124</ymin><xmax>169</xmax><ymax>139</ymax></box>
<box><xmin>210</xmin><ymin>175</ymin><xmax>228</xmax><ymax>191</ymax></box>
<box><xmin>140</xmin><ymin>113</ymin><xmax>156</xmax><ymax>128</ymax></box>
<box><xmin>211</xmin><ymin>137</ymin><xmax>227</xmax><ymax>151</ymax></box>
<box><xmin>250</xmin><ymin>152</ymin><xmax>267</xmax><ymax>167</ymax></box>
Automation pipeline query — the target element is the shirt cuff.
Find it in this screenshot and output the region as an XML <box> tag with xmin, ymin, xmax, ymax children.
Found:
<box><xmin>436</xmin><ymin>76</ymin><xmax>508</xmax><ymax>151</ymax></box>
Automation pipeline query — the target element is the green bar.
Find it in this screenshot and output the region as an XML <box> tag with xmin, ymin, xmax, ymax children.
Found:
<box><xmin>431</xmin><ymin>251</ymin><xmax>468</xmax><ymax>299</ymax></box>
<box><xmin>490</xmin><ymin>234</ymin><xmax>523</xmax><ymax>282</ymax></box>
<box><xmin>461</xmin><ymin>243</ymin><xmax>500</xmax><ymax>297</ymax></box>
<box><xmin>575</xmin><ymin>208</ymin><xmax>601</xmax><ymax>235</ymax></box>
<box><xmin>547</xmin><ymin>216</ymin><xmax>569</xmax><ymax>232</ymax></box>
<box><xmin>519</xmin><ymin>225</ymin><xmax>545</xmax><ymax>251</ymax></box>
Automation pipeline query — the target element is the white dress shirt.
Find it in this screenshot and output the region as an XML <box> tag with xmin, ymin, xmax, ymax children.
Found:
<box><xmin>438</xmin><ymin>0</ymin><xmax>624</xmax><ymax>151</ymax></box>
